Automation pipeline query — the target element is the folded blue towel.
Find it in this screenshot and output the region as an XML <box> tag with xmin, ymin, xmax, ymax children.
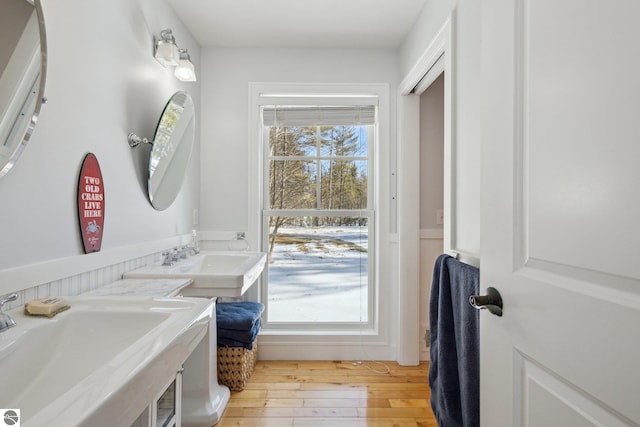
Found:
<box><xmin>218</xmin><ymin>318</ymin><xmax>262</xmax><ymax>344</ymax></box>
<box><xmin>216</xmin><ymin>302</ymin><xmax>264</xmax><ymax>331</ymax></box>
<box><xmin>429</xmin><ymin>254</ymin><xmax>480</xmax><ymax>427</ymax></box>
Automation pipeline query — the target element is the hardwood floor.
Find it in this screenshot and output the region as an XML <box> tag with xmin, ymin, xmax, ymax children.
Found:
<box><xmin>216</xmin><ymin>360</ymin><xmax>437</xmax><ymax>427</ymax></box>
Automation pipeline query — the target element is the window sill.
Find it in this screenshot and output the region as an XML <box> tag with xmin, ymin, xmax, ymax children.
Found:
<box><xmin>259</xmin><ymin>326</ymin><xmax>378</xmax><ymax>337</ymax></box>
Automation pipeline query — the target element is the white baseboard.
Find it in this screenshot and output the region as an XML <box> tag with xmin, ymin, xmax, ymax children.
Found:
<box><xmin>257</xmin><ymin>340</ymin><xmax>396</xmax><ymax>362</ymax></box>
<box><xmin>420</xmin><ymin>228</ymin><xmax>444</xmax><ymax>240</ymax></box>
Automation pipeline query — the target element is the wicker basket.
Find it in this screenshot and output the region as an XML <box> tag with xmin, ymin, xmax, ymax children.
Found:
<box><xmin>217</xmin><ymin>340</ymin><xmax>257</xmax><ymax>391</ymax></box>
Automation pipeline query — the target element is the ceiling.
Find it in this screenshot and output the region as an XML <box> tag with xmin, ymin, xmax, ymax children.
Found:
<box><xmin>167</xmin><ymin>0</ymin><xmax>427</xmax><ymax>49</ymax></box>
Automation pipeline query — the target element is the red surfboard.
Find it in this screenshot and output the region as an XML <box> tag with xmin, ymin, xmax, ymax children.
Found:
<box><xmin>78</xmin><ymin>153</ymin><xmax>105</xmax><ymax>253</ymax></box>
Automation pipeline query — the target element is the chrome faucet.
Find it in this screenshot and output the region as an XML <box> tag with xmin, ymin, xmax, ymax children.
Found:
<box><xmin>184</xmin><ymin>244</ymin><xmax>199</xmax><ymax>255</ymax></box>
<box><xmin>188</xmin><ymin>229</ymin><xmax>200</xmax><ymax>255</ymax></box>
<box><xmin>0</xmin><ymin>293</ymin><xmax>18</xmax><ymax>332</ymax></box>
<box><xmin>162</xmin><ymin>250</ymin><xmax>177</xmax><ymax>266</ymax></box>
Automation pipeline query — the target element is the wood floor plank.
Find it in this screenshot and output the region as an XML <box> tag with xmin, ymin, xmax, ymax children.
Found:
<box><xmin>221</xmin><ymin>407</ymin><xmax>244</xmax><ymax>417</ymax></box>
<box><xmin>356</xmin><ymin>407</ymin><xmax>434</xmax><ymax>418</ymax></box>
<box><xmin>253</xmin><ymin>361</ymin><xmax>301</xmax><ymax>369</ymax></box>
<box><xmin>266</xmin><ymin>389</ymin><xmax>428</xmax><ymax>399</ymax></box>
<box><xmin>293</xmin><ymin>419</ymin><xmax>420</xmax><ymax>427</ymax></box>
<box><xmin>227</xmin><ymin>398</ymin><xmax>304</xmax><ymax>408</ymax></box>
<box><xmin>299</xmin><ymin>382</ymin><xmax>428</xmax><ymax>391</ymax></box>
<box><xmin>370</xmin><ymin>390</ymin><xmax>430</xmax><ymax>399</ymax></box>
<box><xmin>240</xmin><ymin>407</ymin><xmax>359</xmax><ymax>417</ymax></box>
<box><xmin>216</xmin><ymin>417</ymin><xmax>294</xmax><ymax>427</ymax></box>
<box><xmin>302</xmin><ymin>398</ymin><xmax>391</xmax><ymax>408</ymax></box>
<box><xmin>248</xmin><ymin>374</ymin><xmax>428</xmax><ymax>384</ymax></box>
<box><xmin>389</xmin><ymin>399</ymin><xmax>431</xmax><ymax>408</ymax></box>
<box><xmin>251</xmin><ymin>368</ymin><xmax>429</xmax><ymax>377</ymax></box>
<box><xmin>217</xmin><ymin>360</ymin><xmax>435</xmax><ymax>427</ymax></box>
<box><xmin>243</xmin><ymin>382</ymin><xmax>301</xmax><ymax>390</ymax></box>
<box><xmin>229</xmin><ymin>390</ymin><xmax>268</xmax><ymax>399</ymax></box>
<box><xmin>267</xmin><ymin>390</ymin><xmax>370</xmax><ymax>399</ymax></box>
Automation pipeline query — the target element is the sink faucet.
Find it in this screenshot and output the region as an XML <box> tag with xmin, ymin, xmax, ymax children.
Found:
<box><xmin>184</xmin><ymin>244</ymin><xmax>199</xmax><ymax>255</ymax></box>
<box><xmin>0</xmin><ymin>293</ymin><xmax>18</xmax><ymax>332</ymax></box>
<box><xmin>187</xmin><ymin>229</ymin><xmax>200</xmax><ymax>255</ymax></box>
<box><xmin>162</xmin><ymin>250</ymin><xmax>177</xmax><ymax>266</ymax></box>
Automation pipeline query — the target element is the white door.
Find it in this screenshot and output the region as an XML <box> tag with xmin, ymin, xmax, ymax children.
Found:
<box><xmin>481</xmin><ymin>1</ymin><xmax>640</xmax><ymax>426</ymax></box>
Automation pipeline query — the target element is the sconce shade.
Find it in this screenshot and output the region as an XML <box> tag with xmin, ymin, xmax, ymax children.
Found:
<box><xmin>174</xmin><ymin>49</ymin><xmax>197</xmax><ymax>82</ymax></box>
<box><xmin>153</xmin><ymin>29</ymin><xmax>195</xmax><ymax>81</ymax></box>
<box><xmin>154</xmin><ymin>29</ymin><xmax>180</xmax><ymax>67</ymax></box>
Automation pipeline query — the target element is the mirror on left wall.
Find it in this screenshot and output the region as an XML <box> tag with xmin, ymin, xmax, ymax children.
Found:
<box><xmin>128</xmin><ymin>91</ymin><xmax>195</xmax><ymax>210</ymax></box>
<box><xmin>0</xmin><ymin>0</ymin><xmax>47</xmax><ymax>179</ymax></box>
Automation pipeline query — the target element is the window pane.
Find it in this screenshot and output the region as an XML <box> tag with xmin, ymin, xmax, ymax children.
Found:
<box><xmin>320</xmin><ymin>160</ymin><xmax>367</xmax><ymax>209</ymax></box>
<box><xmin>267</xmin><ymin>216</ymin><xmax>369</xmax><ymax>323</ymax></box>
<box><xmin>269</xmin><ymin>126</ymin><xmax>316</xmax><ymax>157</ymax></box>
<box><xmin>268</xmin><ymin>160</ymin><xmax>317</xmax><ymax>209</ymax></box>
<box><xmin>320</xmin><ymin>125</ymin><xmax>368</xmax><ymax>157</ymax></box>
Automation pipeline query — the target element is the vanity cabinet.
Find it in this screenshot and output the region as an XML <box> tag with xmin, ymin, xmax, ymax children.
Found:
<box><xmin>131</xmin><ymin>368</ymin><xmax>183</xmax><ymax>427</ymax></box>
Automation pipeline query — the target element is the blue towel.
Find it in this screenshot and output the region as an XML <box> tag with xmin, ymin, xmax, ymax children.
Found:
<box><xmin>216</xmin><ymin>302</ymin><xmax>264</xmax><ymax>331</ymax></box>
<box><xmin>429</xmin><ymin>254</ymin><xmax>480</xmax><ymax>427</ymax></box>
<box><xmin>218</xmin><ymin>318</ymin><xmax>262</xmax><ymax>344</ymax></box>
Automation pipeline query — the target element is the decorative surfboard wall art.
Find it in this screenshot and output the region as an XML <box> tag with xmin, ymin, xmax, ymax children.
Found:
<box><xmin>77</xmin><ymin>153</ymin><xmax>105</xmax><ymax>253</ymax></box>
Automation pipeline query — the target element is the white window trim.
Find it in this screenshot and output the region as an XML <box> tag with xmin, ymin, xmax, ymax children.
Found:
<box><xmin>248</xmin><ymin>83</ymin><xmax>392</xmax><ymax>357</ymax></box>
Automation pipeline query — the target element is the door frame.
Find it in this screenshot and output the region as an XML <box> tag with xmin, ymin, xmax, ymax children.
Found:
<box><xmin>397</xmin><ymin>12</ymin><xmax>455</xmax><ymax>365</ymax></box>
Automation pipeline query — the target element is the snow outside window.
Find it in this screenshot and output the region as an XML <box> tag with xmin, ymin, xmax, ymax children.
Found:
<box><xmin>261</xmin><ymin>103</ymin><xmax>376</xmax><ymax>328</ymax></box>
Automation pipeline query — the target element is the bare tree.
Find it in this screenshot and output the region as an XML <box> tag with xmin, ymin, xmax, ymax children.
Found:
<box><xmin>268</xmin><ymin>126</ymin><xmax>315</xmax><ymax>261</ymax></box>
<box><xmin>268</xmin><ymin>125</ymin><xmax>368</xmax><ymax>258</ymax></box>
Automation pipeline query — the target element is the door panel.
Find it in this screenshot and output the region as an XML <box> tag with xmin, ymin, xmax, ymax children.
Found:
<box><xmin>517</xmin><ymin>355</ymin><xmax>630</xmax><ymax>427</ymax></box>
<box><xmin>525</xmin><ymin>0</ymin><xmax>640</xmax><ymax>279</ymax></box>
<box><xmin>481</xmin><ymin>0</ymin><xmax>640</xmax><ymax>425</ymax></box>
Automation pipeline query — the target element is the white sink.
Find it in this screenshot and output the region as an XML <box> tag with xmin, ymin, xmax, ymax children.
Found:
<box><xmin>124</xmin><ymin>251</ymin><xmax>267</xmax><ymax>297</ymax></box>
<box><xmin>0</xmin><ymin>296</ymin><xmax>213</xmax><ymax>426</ymax></box>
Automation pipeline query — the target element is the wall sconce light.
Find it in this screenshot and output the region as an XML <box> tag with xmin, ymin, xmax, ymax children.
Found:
<box><xmin>174</xmin><ymin>49</ymin><xmax>196</xmax><ymax>82</ymax></box>
<box><xmin>154</xmin><ymin>29</ymin><xmax>180</xmax><ymax>66</ymax></box>
<box><xmin>154</xmin><ymin>29</ymin><xmax>197</xmax><ymax>82</ymax></box>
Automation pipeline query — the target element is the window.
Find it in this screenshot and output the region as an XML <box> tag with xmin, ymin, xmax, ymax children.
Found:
<box><xmin>261</xmin><ymin>101</ymin><xmax>376</xmax><ymax>328</ymax></box>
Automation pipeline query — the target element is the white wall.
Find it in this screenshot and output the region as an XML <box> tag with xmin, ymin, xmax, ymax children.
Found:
<box><xmin>0</xmin><ymin>0</ymin><xmax>201</xmax><ymax>298</ymax></box>
<box><xmin>400</xmin><ymin>0</ymin><xmax>481</xmax><ymax>257</ymax></box>
<box><xmin>199</xmin><ymin>47</ymin><xmax>398</xmax><ymax>235</ymax></box>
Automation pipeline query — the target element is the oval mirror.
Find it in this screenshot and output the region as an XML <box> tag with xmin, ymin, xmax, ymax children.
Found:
<box><xmin>146</xmin><ymin>91</ymin><xmax>195</xmax><ymax>210</ymax></box>
<box><xmin>0</xmin><ymin>0</ymin><xmax>47</xmax><ymax>178</ymax></box>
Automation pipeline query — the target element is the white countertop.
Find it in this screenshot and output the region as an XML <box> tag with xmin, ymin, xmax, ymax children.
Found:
<box><xmin>82</xmin><ymin>278</ymin><xmax>193</xmax><ymax>297</ymax></box>
<box><xmin>3</xmin><ymin>296</ymin><xmax>213</xmax><ymax>426</ymax></box>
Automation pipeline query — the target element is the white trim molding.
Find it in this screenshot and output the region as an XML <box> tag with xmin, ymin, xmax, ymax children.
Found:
<box><xmin>420</xmin><ymin>228</ymin><xmax>444</xmax><ymax>240</ymax></box>
<box><xmin>247</xmin><ymin>82</ymin><xmax>393</xmax><ymax>360</ymax></box>
<box><xmin>0</xmin><ymin>234</ymin><xmax>188</xmax><ymax>296</ymax></box>
<box><xmin>397</xmin><ymin>12</ymin><xmax>456</xmax><ymax>366</ymax></box>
